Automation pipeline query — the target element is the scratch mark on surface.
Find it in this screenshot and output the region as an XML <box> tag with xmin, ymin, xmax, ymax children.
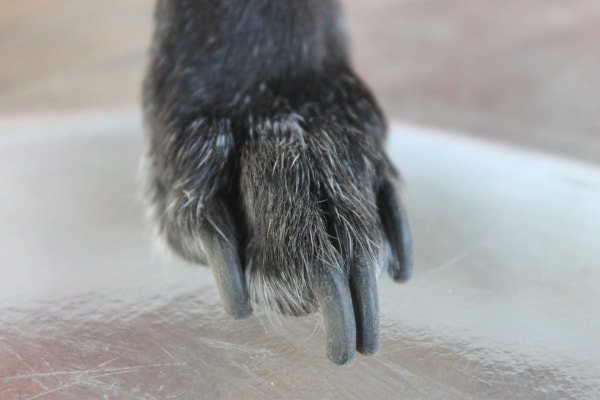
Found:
<box><xmin>24</xmin><ymin>381</ymin><xmax>80</xmax><ymax>400</ymax></box>
<box><xmin>88</xmin><ymin>369</ymin><xmax>143</xmax><ymax>380</ymax></box>
<box><xmin>40</xmin><ymin>358</ymin><xmax>61</xmax><ymax>384</ymax></box>
<box><xmin>378</xmin><ymin>342</ymin><xmax>433</xmax><ymax>356</ymax></box>
<box><xmin>160</xmin><ymin>346</ymin><xmax>177</xmax><ymax>362</ymax></box>
<box><xmin>31</xmin><ymin>377</ymin><xmax>49</xmax><ymax>391</ymax></box>
<box><xmin>97</xmin><ymin>356</ymin><xmax>120</xmax><ymax>368</ymax></box>
<box><xmin>21</xmin><ymin>364</ymin><xmax>176</xmax><ymax>400</ymax></box>
<box><xmin>419</xmin><ymin>251</ymin><xmax>469</xmax><ymax>282</ymax></box>
<box><xmin>198</xmin><ymin>337</ymin><xmax>272</xmax><ymax>356</ymax></box>
<box><xmin>373</xmin><ymin>355</ymin><xmax>419</xmax><ymax>381</ymax></box>
<box><xmin>1</xmin><ymin>363</ymin><xmax>185</xmax><ymax>381</ymax></box>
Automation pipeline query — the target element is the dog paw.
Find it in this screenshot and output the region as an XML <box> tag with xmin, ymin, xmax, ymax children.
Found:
<box><xmin>143</xmin><ymin>70</ymin><xmax>412</xmax><ymax>364</ymax></box>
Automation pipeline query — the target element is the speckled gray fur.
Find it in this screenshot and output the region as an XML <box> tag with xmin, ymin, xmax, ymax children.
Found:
<box><xmin>142</xmin><ymin>0</ymin><xmax>412</xmax><ymax>364</ymax></box>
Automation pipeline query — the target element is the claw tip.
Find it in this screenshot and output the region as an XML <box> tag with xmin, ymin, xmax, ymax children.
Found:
<box><xmin>327</xmin><ymin>350</ymin><xmax>355</xmax><ymax>365</ymax></box>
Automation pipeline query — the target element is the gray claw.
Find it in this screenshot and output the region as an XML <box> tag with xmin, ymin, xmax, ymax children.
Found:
<box><xmin>200</xmin><ymin>203</ymin><xmax>251</xmax><ymax>319</ymax></box>
<box><xmin>314</xmin><ymin>268</ymin><xmax>356</xmax><ymax>365</ymax></box>
<box><xmin>349</xmin><ymin>256</ymin><xmax>379</xmax><ymax>355</ymax></box>
<box><xmin>378</xmin><ymin>180</ymin><xmax>413</xmax><ymax>282</ymax></box>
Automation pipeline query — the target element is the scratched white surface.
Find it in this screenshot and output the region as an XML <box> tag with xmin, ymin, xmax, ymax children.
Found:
<box><xmin>0</xmin><ymin>113</ymin><xmax>599</xmax><ymax>399</ymax></box>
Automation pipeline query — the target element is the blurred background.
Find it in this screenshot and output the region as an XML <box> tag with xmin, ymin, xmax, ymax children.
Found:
<box><xmin>1</xmin><ymin>0</ymin><xmax>598</xmax><ymax>162</ymax></box>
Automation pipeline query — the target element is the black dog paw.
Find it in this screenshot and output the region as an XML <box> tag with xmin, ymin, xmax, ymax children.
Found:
<box><xmin>143</xmin><ymin>97</ymin><xmax>412</xmax><ymax>364</ymax></box>
<box><xmin>142</xmin><ymin>0</ymin><xmax>412</xmax><ymax>364</ymax></box>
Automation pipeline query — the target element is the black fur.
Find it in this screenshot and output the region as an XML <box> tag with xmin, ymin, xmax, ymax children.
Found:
<box><xmin>142</xmin><ymin>0</ymin><xmax>412</xmax><ymax>364</ymax></box>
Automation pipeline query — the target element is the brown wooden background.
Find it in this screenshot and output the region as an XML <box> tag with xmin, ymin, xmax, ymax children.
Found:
<box><xmin>1</xmin><ymin>0</ymin><xmax>598</xmax><ymax>162</ymax></box>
